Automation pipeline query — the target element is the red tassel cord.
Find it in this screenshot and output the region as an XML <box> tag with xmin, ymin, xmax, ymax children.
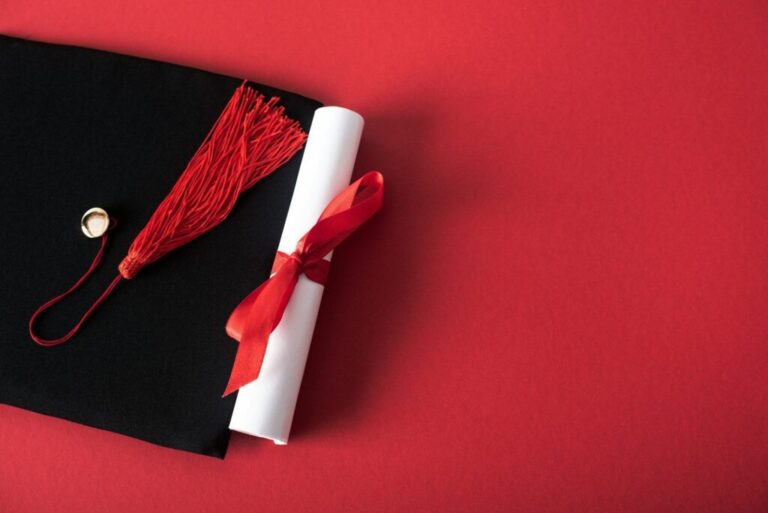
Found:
<box><xmin>28</xmin><ymin>230</ymin><xmax>123</xmax><ymax>347</ymax></box>
<box><xmin>29</xmin><ymin>82</ymin><xmax>308</xmax><ymax>346</ymax></box>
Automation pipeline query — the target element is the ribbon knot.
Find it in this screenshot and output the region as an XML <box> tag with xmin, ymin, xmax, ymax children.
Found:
<box><xmin>223</xmin><ymin>171</ymin><xmax>384</xmax><ymax>396</ymax></box>
<box><xmin>273</xmin><ymin>250</ymin><xmax>330</xmax><ymax>285</ymax></box>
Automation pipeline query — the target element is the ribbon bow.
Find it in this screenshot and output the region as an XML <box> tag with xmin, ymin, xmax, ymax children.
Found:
<box><xmin>223</xmin><ymin>171</ymin><xmax>384</xmax><ymax>395</ymax></box>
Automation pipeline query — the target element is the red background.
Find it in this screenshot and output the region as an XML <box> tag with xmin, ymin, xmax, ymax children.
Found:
<box><xmin>1</xmin><ymin>1</ymin><xmax>767</xmax><ymax>511</ymax></box>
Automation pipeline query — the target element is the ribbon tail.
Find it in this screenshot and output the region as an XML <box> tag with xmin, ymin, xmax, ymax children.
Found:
<box><xmin>223</xmin><ymin>261</ymin><xmax>300</xmax><ymax>396</ymax></box>
<box><xmin>226</xmin><ymin>281</ymin><xmax>266</xmax><ymax>342</ymax></box>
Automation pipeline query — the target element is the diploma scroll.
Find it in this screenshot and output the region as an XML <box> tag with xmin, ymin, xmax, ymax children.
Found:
<box><xmin>228</xmin><ymin>106</ymin><xmax>364</xmax><ymax>444</ymax></box>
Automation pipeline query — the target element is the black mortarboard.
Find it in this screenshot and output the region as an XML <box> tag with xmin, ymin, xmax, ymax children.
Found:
<box><xmin>0</xmin><ymin>35</ymin><xmax>321</xmax><ymax>457</ymax></box>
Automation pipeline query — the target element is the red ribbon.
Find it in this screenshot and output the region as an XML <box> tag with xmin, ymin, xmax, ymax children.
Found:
<box><xmin>223</xmin><ymin>171</ymin><xmax>384</xmax><ymax>396</ymax></box>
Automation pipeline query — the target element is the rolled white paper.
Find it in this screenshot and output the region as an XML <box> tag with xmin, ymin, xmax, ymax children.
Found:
<box><xmin>228</xmin><ymin>106</ymin><xmax>364</xmax><ymax>444</ymax></box>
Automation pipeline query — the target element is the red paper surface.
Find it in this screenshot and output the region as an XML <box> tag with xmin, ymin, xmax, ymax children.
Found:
<box><xmin>1</xmin><ymin>1</ymin><xmax>767</xmax><ymax>511</ymax></box>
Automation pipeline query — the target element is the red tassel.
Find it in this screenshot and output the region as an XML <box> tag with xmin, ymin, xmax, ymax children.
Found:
<box><xmin>119</xmin><ymin>82</ymin><xmax>307</xmax><ymax>279</ymax></box>
<box><xmin>30</xmin><ymin>82</ymin><xmax>307</xmax><ymax>346</ymax></box>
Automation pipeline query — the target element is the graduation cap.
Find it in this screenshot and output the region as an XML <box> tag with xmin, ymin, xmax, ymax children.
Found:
<box><xmin>0</xmin><ymin>35</ymin><xmax>381</xmax><ymax>458</ymax></box>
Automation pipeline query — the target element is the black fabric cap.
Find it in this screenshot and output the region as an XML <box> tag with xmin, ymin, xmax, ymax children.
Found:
<box><xmin>0</xmin><ymin>35</ymin><xmax>321</xmax><ymax>457</ymax></box>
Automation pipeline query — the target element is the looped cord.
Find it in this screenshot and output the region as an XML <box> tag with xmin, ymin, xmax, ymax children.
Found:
<box><xmin>29</xmin><ymin>231</ymin><xmax>122</xmax><ymax>347</ymax></box>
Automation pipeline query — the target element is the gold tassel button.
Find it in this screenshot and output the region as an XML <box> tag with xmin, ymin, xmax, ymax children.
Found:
<box><xmin>81</xmin><ymin>208</ymin><xmax>110</xmax><ymax>238</ymax></box>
